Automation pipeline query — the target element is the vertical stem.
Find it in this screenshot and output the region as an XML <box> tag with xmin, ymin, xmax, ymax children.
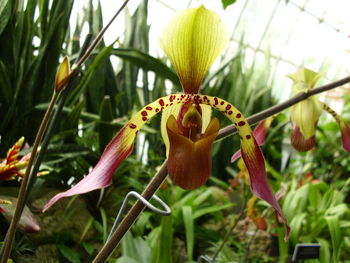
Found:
<box><xmin>92</xmin><ymin>162</ymin><xmax>168</xmax><ymax>263</ymax></box>
<box><xmin>0</xmin><ymin>92</ymin><xmax>60</xmax><ymax>263</ymax></box>
<box><xmin>211</xmin><ymin>197</ymin><xmax>246</xmax><ymax>262</ymax></box>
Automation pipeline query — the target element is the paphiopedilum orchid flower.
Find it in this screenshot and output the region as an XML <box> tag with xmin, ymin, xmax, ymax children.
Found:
<box><xmin>289</xmin><ymin>68</ymin><xmax>350</xmax><ymax>152</ymax></box>
<box><xmin>43</xmin><ymin>6</ymin><xmax>289</xmax><ymax>239</ymax></box>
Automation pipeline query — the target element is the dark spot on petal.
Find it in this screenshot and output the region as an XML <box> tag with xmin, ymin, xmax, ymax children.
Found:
<box><xmin>159</xmin><ymin>99</ymin><xmax>165</xmax><ymax>106</ymax></box>
<box><xmin>146</xmin><ymin>106</ymin><xmax>152</xmax><ymax>110</ymax></box>
<box><xmin>141</xmin><ymin>111</ymin><xmax>148</xmax><ymax>116</ymax></box>
<box><xmin>246</xmin><ymin>135</ymin><xmax>251</xmax><ymax>139</ymax></box>
<box><xmin>220</xmin><ymin>101</ymin><xmax>224</xmax><ymax>105</ymax></box>
<box><xmin>142</xmin><ymin>117</ymin><xmax>148</xmax><ymax>121</ymax></box>
<box><xmin>226</xmin><ymin>104</ymin><xmax>232</xmax><ymax>110</ymax></box>
<box><xmin>236</xmin><ymin>113</ymin><xmax>241</xmax><ymax>118</ymax></box>
<box><xmin>238</xmin><ymin>121</ymin><xmax>246</xmax><ymax>126</ymax></box>
<box><xmin>129</xmin><ymin>123</ymin><xmax>137</xmax><ymax>129</ymax></box>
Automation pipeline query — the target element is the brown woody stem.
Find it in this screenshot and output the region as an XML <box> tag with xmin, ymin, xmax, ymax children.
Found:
<box><xmin>93</xmin><ymin>75</ymin><xmax>350</xmax><ymax>262</ymax></box>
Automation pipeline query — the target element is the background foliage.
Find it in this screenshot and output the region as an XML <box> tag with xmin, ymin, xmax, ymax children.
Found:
<box><xmin>0</xmin><ymin>0</ymin><xmax>349</xmax><ymax>262</ymax></box>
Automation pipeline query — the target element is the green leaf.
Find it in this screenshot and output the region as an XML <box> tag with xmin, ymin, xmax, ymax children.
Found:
<box><xmin>61</xmin><ymin>100</ymin><xmax>85</xmax><ymax>132</ymax></box>
<box><xmin>152</xmin><ymin>216</ymin><xmax>173</xmax><ymax>263</ymax></box>
<box><xmin>98</xmin><ymin>96</ymin><xmax>116</xmax><ymax>151</ymax></box>
<box><xmin>121</xmin><ymin>232</ymin><xmax>151</xmax><ymax>263</ymax></box>
<box><xmin>290</xmin><ymin>213</ymin><xmax>306</xmax><ymax>244</ymax></box>
<box><xmin>193</xmin><ymin>203</ymin><xmax>233</xmax><ymax>219</ymax></box>
<box><xmin>100</xmin><ymin>207</ymin><xmax>108</xmax><ymax>242</ymax></box>
<box><xmin>0</xmin><ymin>60</ymin><xmax>12</xmax><ymax>106</ymax></box>
<box><xmin>222</xmin><ymin>0</ymin><xmax>237</xmax><ymax>9</ymax></box>
<box><xmin>277</xmin><ymin>227</ymin><xmax>289</xmax><ymax>263</ymax></box>
<box><xmin>0</xmin><ymin>0</ymin><xmax>10</xmax><ymax>36</ymax></box>
<box><xmin>79</xmin><ymin>217</ymin><xmax>94</xmax><ymax>243</ymax></box>
<box><xmin>67</xmin><ymin>45</ymin><xmax>114</xmax><ymax>107</ymax></box>
<box><xmin>326</xmin><ymin>216</ymin><xmax>342</xmax><ymax>262</ymax></box>
<box><xmin>316</xmin><ymin>238</ymin><xmax>331</xmax><ymax>263</ymax></box>
<box><xmin>58</xmin><ymin>244</ymin><xmax>81</xmax><ymax>263</ymax></box>
<box><xmin>182</xmin><ymin>206</ymin><xmax>194</xmax><ymax>261</ymax></box>
<box><xmin>192</xmin><ymin>188</ymin><xmax>213</xmax><ymax>207</ymax></box>
<box><xmin>116</xmin><ymin>256</ymin><xmax>139</xmax><ymax>263</ymax></box>
<box><xmin>81</xmin><ymin>242</ymin><xmax>94</xmax><ymax>256</ymax></box>
<box><xmin>111</xmin><ymin>48</ymin><xmax>180</xmax><ymax>86</ymax></box>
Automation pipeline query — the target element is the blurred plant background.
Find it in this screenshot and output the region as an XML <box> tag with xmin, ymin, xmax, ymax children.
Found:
<box><xmin>0</xmin><ymin>0</ymin><xmax>350</xmax><ymax>262</ymax></box>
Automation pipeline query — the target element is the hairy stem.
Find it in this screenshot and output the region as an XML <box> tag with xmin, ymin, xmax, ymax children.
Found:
<box><xmin>93</xmin><ymin>75</ymin><xmax>350</xmax><ymax>262</ymax></box>
<box><xmin>0</xmin><ymin>92</ymin><xmax>60</xmax><ymax>263</ymax></box>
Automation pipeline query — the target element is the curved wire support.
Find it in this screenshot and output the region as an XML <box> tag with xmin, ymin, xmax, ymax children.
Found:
<box><xmin>107</xmin><ymin>191</ymin><xmax>171</xmax><ymax>241</ymax></box>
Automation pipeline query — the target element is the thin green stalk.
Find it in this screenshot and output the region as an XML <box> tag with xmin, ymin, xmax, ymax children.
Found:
<box><xmin>92</xmin><ymin>75</ymin><xmax>350</xmax><ymax>263</ymax></box>
<box><xmin>211</xmin><ymin>194</ymin><xmax>246</xmax><ymax>262</ymax></box>
<box><xmin>0</xmin><ymin>91</ymin><xmax>60</xmax><ymax>263</ymax></box>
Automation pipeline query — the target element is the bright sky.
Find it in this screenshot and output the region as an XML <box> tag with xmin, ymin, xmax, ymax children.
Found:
<box><xmin>70</xmin><ymin>0</ymin><xmax>350</xmax><ymax>104</ymax></box>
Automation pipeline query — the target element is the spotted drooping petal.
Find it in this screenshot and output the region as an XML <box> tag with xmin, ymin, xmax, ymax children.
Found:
<box><xmin>43</xmin><ymin>126</ymin><xmax>133</xmax><ymax>211</ymax></box>
<box><xmin>231</xmin><ymin>117</ymin><xmax>274</xmax><ymax>162</ymax></box>
<box><xmin>159</xmin><ymin>6</ymin><xmax>229</xmax><ymax>94</ymax></box>
<box><xmin>322</xmin><ymin>103</ymin><xmax>350</xmax><ymax>152</ymax></box>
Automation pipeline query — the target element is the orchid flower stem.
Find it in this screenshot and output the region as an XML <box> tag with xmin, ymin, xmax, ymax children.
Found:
<box><xmin>0</xmin><ymin>91</ymin><xmax>60</xmax><ymax>263</ymax></box>
<box><xmin>211</xmin><ymin>196</ymin><xmax>246</xmax><ymax>262</ymax></box>
<box><xmin>93</xmin><ymin>75</ymin><xmax>350</xmax><ymax>263</ymax></box>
